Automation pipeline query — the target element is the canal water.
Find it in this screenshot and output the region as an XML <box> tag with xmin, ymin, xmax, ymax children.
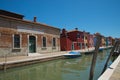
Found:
<box><xmin>0</xmin><ymin>49</ymin><xmax>113</xmax><ymax>80</ymax></box>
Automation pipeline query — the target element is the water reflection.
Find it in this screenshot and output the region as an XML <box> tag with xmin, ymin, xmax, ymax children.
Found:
<box><xmin>0</xmin><ymin>61</ymin><xmax>63</xmax><ymax>80</ymax></box>
<box><xmin>0</xmin><ymin>49</ymin><xmax>113</xmax><ymax>80</ymax></box>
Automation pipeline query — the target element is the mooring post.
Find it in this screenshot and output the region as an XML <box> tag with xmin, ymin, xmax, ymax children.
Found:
<box><xmin>118</xmin><ymin>45</ymin><xmax>120</xmax><ymax>53</ymax></box>
<box><xmin>101</xmin><ymin>40</ymin><xmax>120</xmax><ymax>74</ymax></box>
<box><xmin>115</xmin><ymin>41</ymin><xmax>120</xmax><ymax>52</ymax></box>
<box><xmin>89</xmin><ymin>35</ymin><xmax>101</xmax><ymax>80</ymax></box>
<box><xmin>4</xmin><ymin>54</ymin><xmax>7</xmax><ymax>72</ymax></box>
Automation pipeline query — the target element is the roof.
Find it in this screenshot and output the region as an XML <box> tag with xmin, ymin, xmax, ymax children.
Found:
<box><xmin>0</xmin><ymin>9</ymin><xmax>24</xmax><ymax>19</ymax></box>
<box><xmin>0</xmin><ymin>13</ymin><xmax>60</xmax><ymax>30</ymax></box>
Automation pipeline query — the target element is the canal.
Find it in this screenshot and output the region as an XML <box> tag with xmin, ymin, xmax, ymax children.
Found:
<box><xmin>0</xmin><ymin>49</ymin><xmax>113</xmax><ymax>80</ymax></box>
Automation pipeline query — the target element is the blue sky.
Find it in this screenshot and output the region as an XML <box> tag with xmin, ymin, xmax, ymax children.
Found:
<box><xmin>0</xmin><ymin>0</ymin><xmax>120</xmax><ymax>38</ymax></box>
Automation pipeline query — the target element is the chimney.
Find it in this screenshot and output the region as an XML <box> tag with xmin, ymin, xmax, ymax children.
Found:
<box><xmin>75</xmin><ymin>28</ymin><xmax>78</xmax><ymax>31</ymax></box>
<box><xmin>33</xmin><ymin>16</ymin><xmax>37</xmax><ymax>22</ymax></box>
<box><xmin>62</xmin><ymin>28</ymin><xmax>66</xmax><ymax>34</ymax></box>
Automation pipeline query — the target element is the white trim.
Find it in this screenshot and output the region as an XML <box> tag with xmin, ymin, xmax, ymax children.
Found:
<box><xmin>12</xmin><ymin>34</ymin><xmax>14</xmax><ymax>49</ymax></box>
<box><xmin>80</xmin><ymin>43</ymin><xmax>82</xmax><ymax>49</ymax></box>
<box><xmin>56</xmin><ymin>38</ymin><xmax>57</xmax><ymax>47</ymax></box>
<box><xmin>27</xmin><ymin>35</ymin><xmax>29</xmax><ymax>54</ymax></box>
<box><xmin>19</xmin><ymin>34</ymin><xmax>22</xmax><ymax>49</ymax></box>
<box><xmin>36</xmin><ymin>35</ymin><xmax>37</xmax><ymax>52</ymax></box>
<box><xmin>71</xmin><ymin>42</ymin><xmax>74</xmax><ymax>50</ymax></box>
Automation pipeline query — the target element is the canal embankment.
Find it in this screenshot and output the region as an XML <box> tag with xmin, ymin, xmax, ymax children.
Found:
<box><xmin>0</xmin><ymin>46</ymin><xmax>112</xmax><ymax>71</ymax></box>
<box><xmin>0</xmin><ymin>48</ymin><xmax>113</xmax><ymax>80</ymax></box>
<box><xmin>0</xmin><ymin>52</ymin><xmax>67</xmax><ymax>70</ymax></box>
<box><xmin>98</xmin><ymin>55</ymin><xmax>120</xmax><ymax>80</ymax></box>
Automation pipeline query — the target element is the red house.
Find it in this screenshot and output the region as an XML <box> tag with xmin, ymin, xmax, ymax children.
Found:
<box><xmin>60</xmin><ymin>28</ymin><xmax>94</xmax><ymax>51</ymax></box>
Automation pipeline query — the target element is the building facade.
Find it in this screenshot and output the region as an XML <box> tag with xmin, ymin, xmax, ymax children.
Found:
<box><xmin>0</xmin><ymin>10</ymin><xmax>60</xmax><ymax>57</ymax></box>
<box><xmin>60</xmin><ymin>28</ymin><xmax>94</xmax><ymax>51</ymax></box>
<box><xmin>107</xmin><ymin>36</ymin><xmax>114</xmax><ymax>46</ymax></box>
<box><xmin>93</xmin><ymin>33</ymin><xmax>114</xmax><ymax>47</ymax></box>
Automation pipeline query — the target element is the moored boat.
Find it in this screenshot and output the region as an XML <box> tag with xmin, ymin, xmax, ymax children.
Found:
<box><xmin>99</xmin><ymin>47</ymin><xmax>104</xmax><ymax>51</ymax></box>
<box><xmin>63</xmin><ymin>51</ymin><xmax>81</xmax><ymax>58</ymax></box>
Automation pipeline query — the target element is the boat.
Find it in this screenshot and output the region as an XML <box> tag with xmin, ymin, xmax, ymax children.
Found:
<box><xmin>99</xmin><ymin>47</ymin><xmax>104</xmax><ymax>51</ymax></box>
<box><xmin>63</xmin><ymin>51</ymin><xmax>81</xmax><ymax>58</ymax></box>
<box><xmin>83</xmin><ymin>49</ymin><xmax>95</xmax><ymax>55</ymax></box>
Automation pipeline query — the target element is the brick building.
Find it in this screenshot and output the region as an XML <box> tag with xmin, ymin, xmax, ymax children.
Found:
<box><xmin>0</xmin><ymin>10</ymin><xmax>60</xmax><ymax>57</ymax></box>
<box><xmin>60</xmin><ymin>28</ymin><xmax>94</xmax><ymax>51</ymax></box>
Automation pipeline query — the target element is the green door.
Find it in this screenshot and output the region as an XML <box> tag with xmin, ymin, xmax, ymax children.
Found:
<box><xmin>29</xmin><ymin>36</ymin><xmax>36</xmax><ymax>53</ymax></box>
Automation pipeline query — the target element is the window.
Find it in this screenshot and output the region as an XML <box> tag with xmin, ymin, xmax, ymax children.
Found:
<box><xmin>82</xmin><ymin>36</ymin><xmax>84</xmax><ymax>39</ymax></box>
<box><xmin>13</xmin><ymin>34</ymin><xmax>21</xmax><ymax>48</ymax></box>
<box><xmin>53</xmin><ymin>38</ymin><xmax>56</xmax><ymax>47</ymax></box>
<box><xmin>85</xmin><ymin>36</ymin><xmax>87</xmax><ymax>39</ymax></box>
<box><xmin>77</xmin><ymin>33</ymin><xmax>81</xmax><ymax>38</ymax></box>
<box><xmin>78</xmin><ymin>43</ymin><xmax>81</xmax><ymax>46</ymax></box>
<box><xmin>42</xmin><ymin>37</ymin><xmax>46</xmax><ymax>47</ymax></box>
<box><xmin>82</xmin><ymin>43</ymin><xmax>84</xmax><ymax>46</ymax></box>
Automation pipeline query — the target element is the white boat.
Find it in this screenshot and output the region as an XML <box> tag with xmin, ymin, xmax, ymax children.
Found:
<box><xmin>63</xmin><ymin>51</ymin><xmax>81</xmax><ymax>58</ymax></box>
<box><xmin>99</xmin><ymin>47</ymin><xmax>104</xmax><ymax>51</ymax></box>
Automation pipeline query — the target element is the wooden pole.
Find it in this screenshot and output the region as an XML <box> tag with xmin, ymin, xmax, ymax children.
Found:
<box><xmin>101</xmin><ymin>40</ymin><xmax>120</xmax><ymax>74</ymax></box>
<box><xmin>4</xmin><ymin>54</ymin><xmax>7</xmax><ymax>72</ymax></box>
<box><xmin>89</xmin><ymin>35</ymin><xmax>101</xmax><ymax>80</ymax></box>
<box><xmin>115</xmin><ymin>42</ymin><xmax>120</xmax><ymax>52</ymax></box>
<box><xmin>118</xmin><ymin>45</ymin><xmax>120</xmax><ymax>53</ymax></box>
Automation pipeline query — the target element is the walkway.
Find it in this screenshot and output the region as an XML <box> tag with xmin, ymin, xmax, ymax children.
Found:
<box><xmin>109</xmin><ymin>56</ymin><xmax>120</xmax><ymax>80</ymax></box>
<box><xmin>0</xmin><ymin>51</ymin><xmax>67</xmax><ymax>64</ymax></box>
<box><xmin>0</xmin><ymin>47</ymin><xmax>96</xmax><ymax>64</ymax></box>
<box><xmin>98</xmin><ymin>55</ymin><xmax>120</xmax><ymax>80</ymax></box>
<box><xmin>0</xmin><ymin>51</ymin><xmax>69</xmax><ymax>70</ymax></box>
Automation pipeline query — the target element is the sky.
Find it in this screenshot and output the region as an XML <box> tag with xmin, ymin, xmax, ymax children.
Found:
<box><xmin>0</xmin><ymin>0</ymin><xmax>120</xmax><ymax>38</ymax></box>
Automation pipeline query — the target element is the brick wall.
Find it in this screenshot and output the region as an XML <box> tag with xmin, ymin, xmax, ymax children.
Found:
<box><xmin>0</xmin><ymin>15</ymin><xmax>60</xmax><ymax>57</ymax></box>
